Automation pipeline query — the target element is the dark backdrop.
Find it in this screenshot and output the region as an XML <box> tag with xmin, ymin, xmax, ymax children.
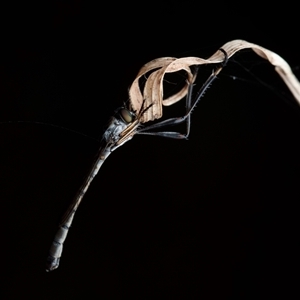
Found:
<box><xmin>1</xmin><ymin>2</ymin><xmax>299</xmax><ymax>299</ymax></box>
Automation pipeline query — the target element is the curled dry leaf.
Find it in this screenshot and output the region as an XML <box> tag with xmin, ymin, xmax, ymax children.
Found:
<box><xmin>129</xmin><ymin>39</ymin><xmax>300</xmax><ymax>123</ymax></box>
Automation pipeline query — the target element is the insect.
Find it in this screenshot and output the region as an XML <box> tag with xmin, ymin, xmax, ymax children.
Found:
<box><xmin>46</xmin><ymin>40</ymin><xmax>300</xmax><ymax>271</ymax></box>
<box><xmin>45</xmin><ymin>51</ymin><xmax>227</xmax><ymax>272</ymax></box>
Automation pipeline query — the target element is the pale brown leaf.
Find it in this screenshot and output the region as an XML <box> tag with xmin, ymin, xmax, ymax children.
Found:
<box><xmin>129</xmin><ymin>40</ymin><xmax>300</xmax><ymax>123</ymax></box>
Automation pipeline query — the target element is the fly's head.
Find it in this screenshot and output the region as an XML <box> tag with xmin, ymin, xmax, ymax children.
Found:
<box><xmin>101</xmin><ymin>107</ymin><xmax>138</xmax><ymax>151</ymax></box>
<box><xmin>114</xmin><ymin>99</ymin><xmax>154</xmax><ymax>148</ymax></box>
<box><xmin>102</xmin><ymin>98</ymin><xmax>153</xmax><ymax>152</ymax></box>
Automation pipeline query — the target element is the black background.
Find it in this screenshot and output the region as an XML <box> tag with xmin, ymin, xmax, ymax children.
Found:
<box><xmin>1</xmin><ymin>2</ymin><xmax>299</xmax><ymax>299</ymax></box>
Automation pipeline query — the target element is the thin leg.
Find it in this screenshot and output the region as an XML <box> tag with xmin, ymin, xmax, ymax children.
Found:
<box><xmin>137</xmin><ymin>60</ymin><xmax>226</xmax><ymax>139</ymax></box>
<box><xmin>185</xmin><ymin>66</ymin><xmax>196</xmax><ymax>138</ymax></box>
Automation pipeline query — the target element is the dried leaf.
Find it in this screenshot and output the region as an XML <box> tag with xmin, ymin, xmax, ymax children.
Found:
<box><xmin>129</xmin><ymin>40</ymin><xmax>300</xmax><ymax>123</ymax></box>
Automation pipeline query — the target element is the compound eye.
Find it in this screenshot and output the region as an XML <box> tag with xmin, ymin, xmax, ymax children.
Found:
<box><xmin>120</xmin><ymin>108</ymin><xmax>134</xmax><ymax>123</ymax></box>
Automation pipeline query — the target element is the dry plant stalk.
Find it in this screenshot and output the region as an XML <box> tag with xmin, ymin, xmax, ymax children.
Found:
<box><xmin>129</xmin><ymin>39</ymin><xmax>300</xmax><ymax>123</ymax></box>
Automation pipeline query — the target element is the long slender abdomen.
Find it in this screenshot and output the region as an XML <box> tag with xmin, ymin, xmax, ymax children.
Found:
<box><xmin>46</xmin><ymin>210</ymin><xmax>76</xmax><ymax>271</ymax></box>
